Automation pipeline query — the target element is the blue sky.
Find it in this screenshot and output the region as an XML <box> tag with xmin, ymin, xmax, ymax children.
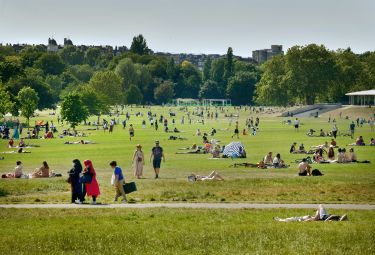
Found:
<box><xmin>0</xmin><ymin>0</ymin><xmax>374</xmax><ymax>56</ymax></box>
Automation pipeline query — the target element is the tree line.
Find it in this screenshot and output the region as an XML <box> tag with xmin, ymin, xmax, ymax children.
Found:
<box><xmin>1</xmin><ymin>36</ymin><xmax>374</xmax><ymax>125</ymax></box>
<box><xmin>0</xmin><ymin>35</ymin><xmax>260</xmax><ymax>122</ymax></box>
<box><xmin>255</xmin><ymin>44</ymin><xmax>375</xmax><ymax>106</ymax></box>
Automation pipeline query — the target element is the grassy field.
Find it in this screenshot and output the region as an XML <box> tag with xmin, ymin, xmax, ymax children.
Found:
<box><xmin>0</xmin><ymin>208</ymin><xmax>374</xmax><ymax>255</ymax></box>
<box><xmin>0</xmin><ymin>106</ymin><xmax>374</xmax><ymax>204</ymax></box>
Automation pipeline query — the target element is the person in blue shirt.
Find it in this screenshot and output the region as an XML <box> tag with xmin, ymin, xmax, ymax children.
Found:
<box><xmin>110</xmin><ymin>161</ymin><xmax>127</xmax><ymax>203</ymax></box>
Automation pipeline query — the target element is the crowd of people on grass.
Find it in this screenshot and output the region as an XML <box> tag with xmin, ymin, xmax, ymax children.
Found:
<box><xmin>0</xmin><ymin>106</ymin><xmax>373</xmax><ymax>211</ymax></box>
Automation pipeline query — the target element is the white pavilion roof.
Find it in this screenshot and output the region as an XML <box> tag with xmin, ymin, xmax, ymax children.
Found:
<box><xmin>346</xmin><ymin>89</ymin><xmax>375</xmax><ymax>96</ymax></box>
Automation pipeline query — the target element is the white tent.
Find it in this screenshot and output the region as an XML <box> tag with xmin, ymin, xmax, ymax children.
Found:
<box><xmin>346</xmin><ymin>89</ymin><xmax>375</xmax><ymax>105</ymax></box>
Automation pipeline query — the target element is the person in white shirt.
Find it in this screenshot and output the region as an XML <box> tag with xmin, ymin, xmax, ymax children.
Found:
<box><xmin>294</xmin><ymin>118</ymin><xmax>300</xmax><ymax>132</ymax></box>
<box><xmin>273</xmin><ymin>153</ymin><xmax>285</xmax><ymax>168</ymax></box>
<box><xmin>1</xmin><ymin>161</ymin><xmax>23</xmax><ymax>178</ymax></box>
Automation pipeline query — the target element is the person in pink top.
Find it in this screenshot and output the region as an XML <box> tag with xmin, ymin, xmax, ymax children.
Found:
<box><xmin>83</xmin><ymin>160</ymin><xmax>100</xmax><ymax>204</ymax></box>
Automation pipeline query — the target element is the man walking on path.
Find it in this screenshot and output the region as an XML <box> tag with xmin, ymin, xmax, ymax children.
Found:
<box><xmin>110</xmin><ymin>161</ymin><xmax>127</xmax><ymax>203</ymax></box>
<box><xmin>150</xmin><ymin>140</ymin><xmax>165</xmax><ymax>179</ymax></box>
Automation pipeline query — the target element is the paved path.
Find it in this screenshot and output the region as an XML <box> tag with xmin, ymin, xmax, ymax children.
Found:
<box><xmin>0</xmin><ymin>203</ymin><xmax>374</xmax><ymax>210</ymax></box>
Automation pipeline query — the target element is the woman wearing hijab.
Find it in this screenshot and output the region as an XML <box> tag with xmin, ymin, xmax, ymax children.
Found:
<box><xmin>83</xmin><ymin>160</ymin><xmax>100</xmax><ymax>204</ymax></box>
<box><xmin>68</xmin><ymin>159</ymin><xmax>84</xmax><ymax>204</ymax></box>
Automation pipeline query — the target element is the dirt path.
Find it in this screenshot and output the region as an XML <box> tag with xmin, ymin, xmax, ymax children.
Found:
<box><xmin>0</xmin><ymin>203</ymin><xmax>374</xmax><ymax>210</ymax></box>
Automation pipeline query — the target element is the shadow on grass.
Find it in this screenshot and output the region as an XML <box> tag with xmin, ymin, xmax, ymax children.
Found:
<box><xmin>0</xmin><ymin>188</ymin><xmax>9</xmax><ymax>197</ymax></box>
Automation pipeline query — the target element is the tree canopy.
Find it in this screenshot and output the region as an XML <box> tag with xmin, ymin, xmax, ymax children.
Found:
<box><xmin>61</xmin><ymin>93</ymin><xmax>89</xmax><ymax>129</ymax></box>
<box><xmin>17</xmin><ymin>87</ymin><xmax>39</xmax><ymax>127</ymax></box>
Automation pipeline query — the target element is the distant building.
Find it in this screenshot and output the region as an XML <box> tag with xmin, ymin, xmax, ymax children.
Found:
<box><xmin>47</xmin><ymin>38</ymin><xmax>58</xmax><ymax>52</ymax></box>
<box><xmin>154</xmin><ymin>52</ymin><xmax>223</xmax><ymax>70</ymax></box>
<box><xmin>64</xmin><ymin>38</ymin><xmax>73</xmax><ymax>46</ymax></box>
<box><xmin>252</xmin><ymin>45</ymin><xmax>284</xmax><ymax>64</ymax></box>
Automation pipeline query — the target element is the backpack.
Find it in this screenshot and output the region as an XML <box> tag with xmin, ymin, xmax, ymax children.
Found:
<box><xmin>306</xmin><ymin>156</ymin><xmax>313</xmax><ymax>164</ymax></box>
<box><xmin>311</xmin><ymin>169</ymin><xmax>324</xmax><ymax>176</ymax></box>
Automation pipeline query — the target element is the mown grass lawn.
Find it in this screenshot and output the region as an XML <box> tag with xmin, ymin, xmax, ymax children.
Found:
<box><xmin>0</xmin><ymin>106</ymin><xmax>374</xmax><ymax>204</ymax></box>
<box><xmin>0</xmin><ymin>208</ymin><xmax>374</xmax><ymax>255</ymax></box>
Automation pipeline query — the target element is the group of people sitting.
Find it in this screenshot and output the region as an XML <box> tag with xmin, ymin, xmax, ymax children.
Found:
<box><xmin>177</xmin><ymin>142</ymin><xmax>223</xmax><ymax>158</ymax></box>
<box><xmin>2</xmin><ymin>161</ymin><xmax>53</xmax><ymax>178</ymax></box>
<box><xmin>310</xmin><ymin>145</ymin><xmax>358</xmax><ymax>164</ymax></box>
<box><xmin>263</xmin><ymin>152</ymin><xmax>287</xmax><ymax>168</ymax></box>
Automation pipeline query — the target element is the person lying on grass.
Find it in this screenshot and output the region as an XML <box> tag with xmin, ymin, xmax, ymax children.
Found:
<box><xmin>188</xmin><ymin>171</ymin><xmax>224</xmax><ymax>181</ymax></box>
<box><xmin>168</xmin><ymin>135</ymin><xmax>187</xmax><ymax>140</ymax></box>
<box><xmin>311</xmin><ymin>141</ymin><xmax>329</xmax><ymax>149</ymax></box>
<box><xmin>178</xmin><ymin>144</ymin><xmax>199</xmax><ymax>150</ymax></box>
<box><xmin>230</xmin><ymin>160</ymin><xmax>267</xmax><ymax>169</ymax></box>
<box><xmin>176</xmin><ymin>147</ymin><xmax>206</xmax><ymax>154</ymax></box>
<box><xmin>1</xmin><ymin>148</ymin><xmax>31</xmax><ymax>154</ymax></box>
<box><xmin>274</xmin><ymin>204</ymin><xmax>348</xmax><ymax>222</ymax></box>
<box><xmin>64</xmin><ymin>140</ymin><xmax>95</xmax><ymax>144</ymax></box>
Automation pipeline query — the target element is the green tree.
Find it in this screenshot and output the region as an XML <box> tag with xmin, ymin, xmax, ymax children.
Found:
<box><xmin>177</xmin><ymin>61</ymin><xmax>201</xmax><ymax>98</ymax></box>
<box><xmin>254</xmin><ymin>55</ymin><xmax>290</xmax><ymax>106</ymax></box>
<box><xmin>89</xmin><ymin>71</ymin><xmax>123</xmax><ymax>106</ymax></box>
<box><xmin>154</xmin><ymin>80</ymin><xmax>174</xmax><ymax>104</ymax></box>
<box><xmin>210</xmin><ymin>58</ymin><xmax>226</xmax><ymax>97</ymax></box>
<box><xmin>34</xmin><ymin>53</ymin><xmax>65</xmax><ymax>75</ymax></box>
<box><xmin>358</xmin><ymin>51</ymin><xmax>375</xmax><ymax>91</ymax></box>
<box><xmin>45</xmin><ymin>75</ymin><xmax>63</xmax><ymax>104</ymax></box>
<box><xmin>130</xmin><ymin>34</ymin><xmax>150</xmax><ymax>55</ymax></box>
<box><xmin>0</xmin><ymin>45</ymin><xmax>15</xmax><ymax>57</ymax></box>
<box><xmin>17</xmin><ymin>87</ymin><xmax>39</xmax><ymax>128</ymax></box>
<box><xmin>285</xmin><ymin>44</ymin><xmax>337</xmax><ymax>104</ymax></box>
<box><xmin>224</xmin><ymin>47</ymin><xmax>234</xmax><ymax>81</ymax></box>
<box><xmin>203</xmin><ymin>57</ymin><xmax>212</xmax><ymax>81</ymax></box>
<box><xmin>59</xmin><ymin>45</ymin><xmax>84</xmax><ymax>65</ymax></box>
<box><xmin>7</xmin><ymin>68</ymin><xmax>54</xmax><ymax>109</ymax></box>
<box><xmin>77</xmin><ymin>86</ymin><xmax>106</xmax><ymax>117</ymax></box>
<box><xmin>324</xmin><ymin>49</ymin><xmax>363</xmax><ymax>102</ymax></box>
<box><xmin>135</xmin><ymin>64</ymin><xmax>153</xmax><ymax>102</ymax></box>
<box><xmin>19</xmin><ymin>45</ymin><xmax>44</xmax><ymax>67</ymax></box>
<box><xmin>148</xmin><ymin>59</ymin><xmax>167</xmax><ymax>79</ymax></box>
<box><xmin>0</xmin><ymin>56</ymin><xmax>23</xmax><ymax>83</ymax></box>
<box><xmin>85</xmin><ymin>47</ymin><xmax>102</xmax><ymax>67</ymax></box>
<box><xmin>69</xmin><ymin>64</ymin><xmax>94</xmax><ymax>82</ymax></box>
<box><xmin>124</xmin><ymin>84</ymin><xmax>143</xmax><ymax>104</ymax></box>
<box><xmin>166</xmin><ymin>57</ymin><xmax>177</xmax><ymax>80</ymax></box>
<box><xmin>61</xmin><ymin>93</ymin><xmax>89</xmax><ymax>130</ymax></box>
<box><xmin>115</xmin><ymin>58</ymin><xmax>138</xmax><ymax>90</ymax></box>
<box><xmin>0</xmin><ymin>83</ymin><xmax>14</xmax><ymax>119</ymax></box>
<box><xmin>227</xmin><ymin>71</ymin><xmax>257</xmax><ymax>105</ymax></box>
<box><xmin>199</xmin><ymin>80</ymin><xmax>220</xmax><ymax>99</ymax></box>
